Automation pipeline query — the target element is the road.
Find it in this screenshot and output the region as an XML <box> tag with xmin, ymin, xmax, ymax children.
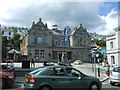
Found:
<box><xmin>3</xmin><ymin>79</ymin><xmax>120</xmax><ymax>90</ymax></box>
<box><xmin>102</xmin><ymin>79</ymin><xmax>120</xmax><ymax>90</ymax></box>
<box><xmin>2</xmin><ymin>63</ymin><xmax>120</xmax><ymax>89</ymax></box>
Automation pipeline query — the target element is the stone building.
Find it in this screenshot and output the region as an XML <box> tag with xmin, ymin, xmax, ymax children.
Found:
<box><xmin>20</xmin><ymin>18</ymin><xmax>91</xmax><ymax>63</ymax></box>
<box><xmin>106</xmin><ymin>26</ymin><xmax>120</xmax><ymax>66</ymax></box>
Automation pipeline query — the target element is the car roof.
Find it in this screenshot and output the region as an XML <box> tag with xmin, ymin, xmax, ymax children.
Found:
<box><xmin>112</xmin><ymin>66</ymin><xmax>120</xmax><ymax>68</ymax></box>
<box><xmin>44</xmin><ymin>65</ymin><xmax>72</xmax><ymax>69</ymax></box>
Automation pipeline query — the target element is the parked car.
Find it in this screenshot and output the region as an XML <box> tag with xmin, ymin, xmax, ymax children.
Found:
<box><xmin>24</xmin><ymin>66</ymin><xmax>102</xmax><ymax>90</ymax></box>
<box><xmin>1</xmin><ymin>63</ymin><xmax>15</xmax><ymax>73</ymax></box>
<box><xmin>109</xmin><ymin>66</ymin><xmax>120</xmax><ymax>86</ymax></box>
<box><xmin>0</xmin><ymin>71</ymin><xmax>15</xmax><ymax>89</ymax></box>
<box><xmin>73</xmin><ymin>60</ymin><xmax>83</xmax><ymax>65</ymax></box>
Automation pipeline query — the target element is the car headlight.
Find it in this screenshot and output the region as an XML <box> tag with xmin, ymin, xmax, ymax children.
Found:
<box><xmin>8</xmin><ymin>75</ymin><xmax>14</xmax><ymax>78</ymax></box>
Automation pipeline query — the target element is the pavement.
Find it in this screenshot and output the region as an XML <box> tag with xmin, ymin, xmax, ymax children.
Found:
<box><xmin>2</xmin><ymin>62</ymin><xmax>109</xmax><ymax>83</ymax></box>
<box><xmin>73</xmin><ymin>63</ymin><xmax>109</xmax><ymax>82</ymax></box>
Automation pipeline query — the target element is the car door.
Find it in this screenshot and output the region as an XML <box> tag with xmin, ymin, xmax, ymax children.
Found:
<box><xmin>48</xmin><ymin>67</ymin><xmax>69</xmax><ymax>89</ymax></box>
<box><xmin>66</xmin><ymin>67</ymin><xmax>90</xmax><ymax>89</ymax></box>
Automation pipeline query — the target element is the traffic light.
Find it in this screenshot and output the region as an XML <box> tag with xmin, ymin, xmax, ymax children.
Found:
<box><xmin>96</xmin><ymin>46</ymin><xmax>100</xmax><ymax>49</ymax></box>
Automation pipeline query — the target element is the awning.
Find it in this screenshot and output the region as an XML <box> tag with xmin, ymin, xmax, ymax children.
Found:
<box><xmin>8</xmin><ymin>49</ymin><xmax>20</xmax><ymax>54</ymax></box>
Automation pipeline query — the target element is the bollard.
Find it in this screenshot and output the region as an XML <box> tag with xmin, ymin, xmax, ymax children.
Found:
<box><xmin>98</xmin><ymin>67</ymin><xmax>100</xmax><ymax>77</ymax></box>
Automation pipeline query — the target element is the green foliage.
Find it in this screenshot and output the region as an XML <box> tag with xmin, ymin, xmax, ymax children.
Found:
<box><xmin>91</xmin><ymin>39</ymin><xmax>106</xmax><ymax>47</ymax></box>
<box><xmin>2</xmin><ymin>36</ymin><xmax>9</xmax><ymax>48</ymax></box>
<box><xmin>2</xmin><ymin>33</ymin><xmax>21</xmax><ymax>51</ymax></box>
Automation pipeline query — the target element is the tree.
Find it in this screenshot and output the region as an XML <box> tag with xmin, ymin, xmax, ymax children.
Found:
<box><xmin>2</xmin><ymin>33</ymin><xmax>21</xmax><ymax>58</ymax></box>
<box><xmin>9</xmin><ymin>33</ymin><xmax>21</xmax><ymax>51</ymax></box>
<box><xmin>91</xmin><ymin>39</ymin><xmax>106</xmax><ymax>47</ymax></box>
<box><xmin>2</xmin><ymin>36</ymin><xmax>9</xmax><ymax>59</ymax></box>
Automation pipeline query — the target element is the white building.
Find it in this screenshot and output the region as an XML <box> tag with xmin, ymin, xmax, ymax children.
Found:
<box><xmin>106</xmin><ymin>26</ymin><xmax>120</xmax><ymax>66</ymax></box>
<box><xmin>1</xmin><ymin>26</ymin><xmax>28</xmax><ymax>39</ymax></box>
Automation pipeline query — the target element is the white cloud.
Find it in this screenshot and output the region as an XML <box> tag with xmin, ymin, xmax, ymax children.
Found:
<box><xmin>94</xmin><ymin>9</ymin><xmax>118</xmax><ymax>35</ymax></box>
<box><xmin>0</xmin><ymin>1</ymin><xmax>118</xmax><ymax>35</ymax></box>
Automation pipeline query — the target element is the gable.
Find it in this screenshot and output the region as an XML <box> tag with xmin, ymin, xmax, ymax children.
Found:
<box><xmin>29</xmin><ymin>18</ymin><xmax>49</xmax><ymax>33</ymax></box>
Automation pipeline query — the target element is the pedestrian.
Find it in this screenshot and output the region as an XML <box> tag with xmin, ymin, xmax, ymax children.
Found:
<box><xmin>44</xmin><ymin>61</ymin><xmax>47</xmax><ymax>66</ymax></box>
<box><xmin>68</xmin><ymin>60</ymin><xmax>71</xmax><ymax>66</ymax></box>
<box><xmin>105</xmin><ymin>62</ymin><xmax>110</xmax><ymax>76</ymax></box>
<box><xmin>31</xmin><ymin>58</ymin><xmax>35</xmax><ymax>68</ymax></box>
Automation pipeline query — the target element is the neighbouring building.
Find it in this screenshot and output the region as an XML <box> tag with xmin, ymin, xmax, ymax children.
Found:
<box><xmin>89</xmin><ymin>32</ymin><xmax>107</xmax><ymax>40</ymax></box>
<box><xmin>0</xmin><ymin>25</ymin><xmax>2</xmax><ymax>62</ymax></box>
<box><xmin>106</xmin><ymin>26</ymin><xmax>120</xmax><ymax>66</ymax></box>
<box><xmin>20</xmin><ymin>18</ymin><xmax>91</xmax><ymax>63</ymax></box>
<box><xmin>0</xmin><ymin>25</ymin><xmax>28</xmax><ymax>39</ymax></box>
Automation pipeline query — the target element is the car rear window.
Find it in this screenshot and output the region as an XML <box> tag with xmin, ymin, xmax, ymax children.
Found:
<box><xmin>113</xmin><ymin>67</ymin><xmax>120</xmax><ymax>72</ymax></box>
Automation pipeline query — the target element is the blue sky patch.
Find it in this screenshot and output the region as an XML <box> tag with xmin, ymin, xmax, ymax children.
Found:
<box><xmin>98</xmin><ymin>2</ymin><xmax>118</xmax><ymax>16</ymax></box>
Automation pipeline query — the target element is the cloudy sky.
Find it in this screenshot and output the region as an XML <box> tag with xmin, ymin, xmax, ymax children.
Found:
<box><xmin>0</xmin><ymin>0</ymin><xmax>119</xmax><ymax>35</ymax></box>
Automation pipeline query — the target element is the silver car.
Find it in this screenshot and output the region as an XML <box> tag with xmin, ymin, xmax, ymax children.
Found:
<box><xmin>109</xmin><ymin>66</ymin><xmax>120</xmax><ymax>86</ymax></box>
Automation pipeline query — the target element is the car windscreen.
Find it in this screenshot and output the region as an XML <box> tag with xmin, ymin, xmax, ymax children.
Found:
<box><xmin>113</xmin><ymin>67</ymin><xmax>120</xmax><ymax>72</ymax></box>
<box><xmin>29</xmin><ymin>67</ymin><xmax>44</xmax><ymax>75</ymax></box>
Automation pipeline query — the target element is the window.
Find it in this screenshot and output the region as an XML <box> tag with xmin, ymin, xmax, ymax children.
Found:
<box><xmin>52</xmin><ymin>51</ymin><xmax>58</xmax><ymax>60</ymax></box>
<box><xmin>66</xmin><ymin>68</ymin><xmax>81</xmax><ymax>77</ymax></box>
<box><xmin>36</xmin><ymin>37</ymin><xmax>44</xmax><ymax>44</ymax></box>
<box><xmin>111</xmin><ymin>56</ymin><xmax>115</xmax><ymax>64</ymax></box>
<box><xmin>113</xmin><ymin>67</ymin><xmax>120</xmax><ymax>72</ymax></box>
<box><xmin>8</xmin><ymin>37</ymin><xmax>11</xmax><ymax>39</ymax></box>
<box><xmin>67</xmin><ymin>52</ymin><xmax>72</xmax><ymax>59</ymax></box>
<box><xmin>49</xmin><ymin>67</ymin><xmax>65</xmax><ymax>76</ymax></box>
<box><xmin>40</xmin><ymin>50</ymin><xmax>44</xmax><ymax>58</ymax></box>
<box><xmin>110</xmin><ymin>42</ymin><xmax>113</xmax><ymax>49</ymax></box>
<box><xmin>9</xmin><ymin>32</ymin><xmax>11</xmax><ymax>35</ymax></box>
<box><xmin>2</xmin><ymin>31</ymin><xmax>4</xmax><ymax>35</ymax></box>
<box><xmin>35</xmin><ymin>50</ymin><xmax>39</xmax><ymax>58</ymax></box>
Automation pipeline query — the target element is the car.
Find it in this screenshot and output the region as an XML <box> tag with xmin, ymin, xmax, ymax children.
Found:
<box><xmin>73</xmin><ymin>60</ymin><xmax>83</xmax><ymax>65</ymax></box>
<box><xmin>109</xmin><ymin>66</ymin><xmax>120</xmax><ymax>86</ymax></box>
<box><xmin>24</xmin><ymin>65</ymin><xmax>102</xmax><ymax>90</ymax></box>
<box><xmin>1</xmin><ymin>63</ymin><xmax>15</xmax><ymax>73</ymax></box>
<box><xmin>0</xmin><ymin>71</ymin><xmax>15</xmax><ymax>89</ymax></box>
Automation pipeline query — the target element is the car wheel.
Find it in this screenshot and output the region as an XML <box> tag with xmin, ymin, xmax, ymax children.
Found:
<box><xmin>110</xmin><ymin>81</ymin><xmax>115</xmax><ymax>86</ymax></box>
<box><xmin>89</xmin><ymin>82</ymin><xmax>100</xmax><ymax>90</ymax></box>
<box><xmin>40</xmin><ymin>86</ymin><xmax>52</xmax><ymax>90</ymax></box>
<box><xmin>2</xmin><ymin>78</ymin><xmax>7</xmax><ymax>89</ymax></box>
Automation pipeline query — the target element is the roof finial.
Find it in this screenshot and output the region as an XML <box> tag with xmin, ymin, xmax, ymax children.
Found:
<box><xmin>32</xmin><ymin>21</ymin><xmax>35</xmax><ymax>26</ymax></box>
<box><xmin>80</xmin><ymin>24</ymin><xmax>82</xmax><ymax>27</ymax></box>
<box><xmin>39</xmin><ymin>18</ymin><xmax>42</xmax><ymax>21</ymax></box>
<box><xmin>45</xmin><ymin>23</ymin><xmax>47</xmax><ymax>27</ymax></box>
